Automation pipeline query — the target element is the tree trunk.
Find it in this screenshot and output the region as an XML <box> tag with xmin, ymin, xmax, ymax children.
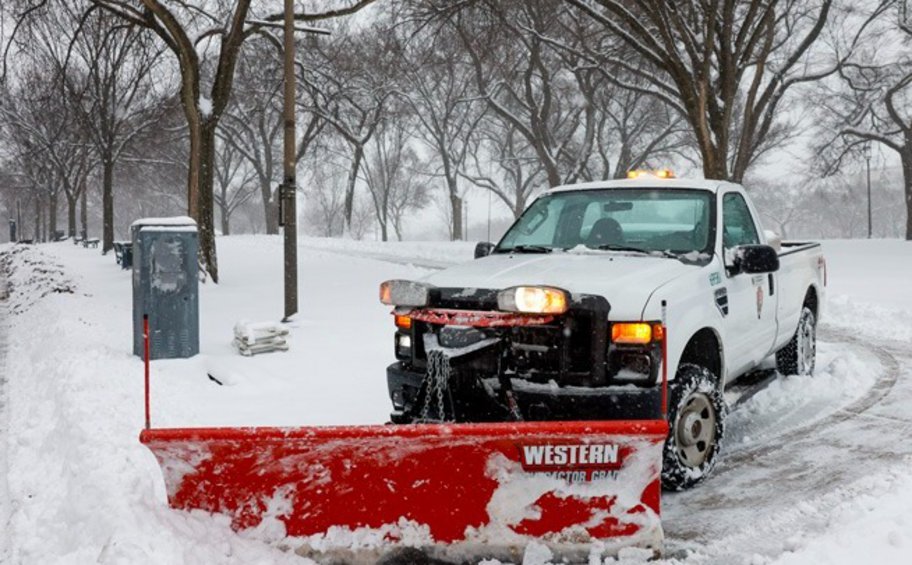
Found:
<box><xmin>66</xmin><ymin>193</ymin><xmax>77</xmax><ymax>237</ymax></box>
<box><xmin>701</xmin><ymin>141</ymin><xmax>731</xmax><ymax>181</ymax></box>
<box><xmin>48</xmin><ymin>191</ymin><xmax>58</xmax><ymax>240</ymax></box>
<box><xmin>102</xmin><ymin>157</ymin><xmax>115</xmax><ymax>253</ymax></box>
<box><xmin>198</xmin><ymin>121</ymin><xmax>219</xmax><ymax>282</ymax></box>
<box><xmin>80</xmin><ymin>183</ymin><xmax>88</xmax><ymax>240</ymax></box>
<box><xmin>902</xmin><ymin>146</ymin><xmax>912</xmax><ymax>241</ymax></box>
<box><xmin>260</xmin><ymin>179</ymin><xmax>279</xmax><ymax>235</ymax></box>
<box><xmin>220</xmin><ymin>201</ymin><xmax>231</xmax><ymax>236</ymax></box>
<box><xmin>448</xmin><ymin>175</ymin><xmax>462</xmax><ymax>241</ymax></box>
<box><xmin>343</xmin><ymin>144</ymin><xmax>364</xmax><ymax>235</ymax></box>
<box><xmin>34</xmin><ymin>198</ymin><xmax>41</xmax><ymax>241</ymax></box>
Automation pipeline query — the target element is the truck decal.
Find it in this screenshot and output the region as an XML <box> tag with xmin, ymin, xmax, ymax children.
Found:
<box><xmin>756</xmin><ymin>285</ymin><xmax>764</xmax><ymax>319</ymax></box>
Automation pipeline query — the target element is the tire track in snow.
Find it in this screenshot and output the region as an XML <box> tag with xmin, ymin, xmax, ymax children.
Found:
<box><xmin>664</xmin><ymin>327</ymin><xmax>911</xmax><ymax>562</ymax></box>
<box><xmin>720</xmin><ymin>327</ymin><xmax>901</xmax><ymax>465</ymax></box>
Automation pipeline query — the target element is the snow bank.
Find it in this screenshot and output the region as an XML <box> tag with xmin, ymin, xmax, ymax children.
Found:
<box><xmin>0</xmin><ymin>244</ymin><xmax>311</xmax><ymax>564</ymax></box>
<box><xmin>726</xmin><ymin>340</ymin><xmax>882</xmax><ymax>447</ymax></box>
<box><xmin>0</xmin><ymin>244</ymin><xmax>75</xmax><ymax>315</ymax></box>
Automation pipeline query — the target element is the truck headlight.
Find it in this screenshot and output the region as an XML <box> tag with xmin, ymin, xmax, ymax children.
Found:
<box><xmin>380</xmin><ymin>280</ymin><xmax>431</xmax><ymax>307</ymax></box>
<box><xmin>497</xmin><ymin>286</ymin><xmax>569</xmax><ymax>314</ymax></box>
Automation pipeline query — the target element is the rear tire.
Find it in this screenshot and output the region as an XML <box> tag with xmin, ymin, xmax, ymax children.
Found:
<box><xmin>775</xmin><ymin>306</ymin><xmax>816</xmax><ymax>376</ymax></box>
<box><xmin>662</xmin><ymin>364</ymin><xmax>726</xmax><ymax>491</ymax></box>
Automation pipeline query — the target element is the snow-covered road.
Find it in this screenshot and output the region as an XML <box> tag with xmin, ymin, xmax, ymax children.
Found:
<box><xmin>664</xmin><ymin>328</ymin><xmax>912</xmax><ymax>562</ymax></box>
<box><xmin>0</xmin><ymin>237</ymin><xmax>910</xmax><ymax>564</ymax></box>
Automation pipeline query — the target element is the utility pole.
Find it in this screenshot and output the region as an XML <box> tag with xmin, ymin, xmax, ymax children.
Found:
<box><xmin>864</xmin><ymin>142</ymin><xmax>872</xmax><ymax>239</ymax></box>
<box><xmin>281</xmin><ymin>0</ymin><xmax>298</xmax><ymax>321</ymax></box>
<box><xmin>248</xmin><ymin>4</ymin><xmax>329</xmax><ymax>321</ymax></box>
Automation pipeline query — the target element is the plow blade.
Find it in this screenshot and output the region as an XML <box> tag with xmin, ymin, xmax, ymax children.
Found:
<box><xmin>141</xmin><ymin>420</ymin><xmax>667</xmax><ymax>562</ymax></box>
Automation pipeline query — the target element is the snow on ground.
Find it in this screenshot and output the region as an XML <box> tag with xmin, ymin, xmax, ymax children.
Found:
<box><xmin>0</xmin><ymin>236</ymin><xmax>910</xmax><ymax>564</ymax></box>
<box><xmin>725</xmin><ymin>340</ymin><xmax>882</xmax><ymax>448</ymax></box>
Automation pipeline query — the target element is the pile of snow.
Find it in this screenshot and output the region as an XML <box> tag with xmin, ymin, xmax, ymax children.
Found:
<box><xmin>0</xmin><ymin>243</ymin><xmax>309</xmax><ymax>564</ymax></box>
<box><xmin>0</xmin><ymin>244</ymin><xmax>75</xmax><ymax>315</ymax></box>
<box><xmin>726</xmin><ymin>340</ymin><xmax>882</xmax><ymax>447</ymax></box>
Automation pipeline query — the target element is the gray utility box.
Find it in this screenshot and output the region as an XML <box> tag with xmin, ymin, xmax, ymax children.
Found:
<box><xmin>132</xmin><ymin>217</ymin><xmax>199</xmax><ymax>359</ymax></box>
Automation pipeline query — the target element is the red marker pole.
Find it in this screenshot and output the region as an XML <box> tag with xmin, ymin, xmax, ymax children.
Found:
<box><xmin>144</xmin><ymin>314</ymin><xmax>151</xmax><ymax>430</ymax></box>
<box><xmin>660</xmin><ymin>300</ymin><xmax>668</xmax><ymax>418</ymax></box>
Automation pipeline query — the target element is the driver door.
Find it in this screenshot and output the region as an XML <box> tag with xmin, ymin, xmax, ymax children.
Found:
<box><xmin>720</xmin><ymin>191</ymin><xmax>775</xmax><ymax>377</ymax></box>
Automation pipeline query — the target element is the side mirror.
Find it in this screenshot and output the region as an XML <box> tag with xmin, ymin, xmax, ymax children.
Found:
<box><xmin>731</xmin><ymin>244</ymin><xmax>779</xmax><ymax>274</ymax></box>
<box><xmin>474</xmin><ymin>242</ymin><xmax>495</xmax><ymax>259</ymax></box>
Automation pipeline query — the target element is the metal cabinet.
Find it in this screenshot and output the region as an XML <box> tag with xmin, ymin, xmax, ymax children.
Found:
<box><xmin>132</xmin><ymin>217</ymin><xmax>199</xmax><ymax>359</ymax></box>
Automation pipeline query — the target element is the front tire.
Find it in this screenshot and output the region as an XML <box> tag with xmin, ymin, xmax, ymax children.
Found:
<box><xmin>662</xmin><ymin>364</ymin><xmax>727</xmax><ymax>490</ymax></box>
<box><xmin>776</xmin><ymin>306</ymin><xmax>816</xmax><ymax>376</ymax></box>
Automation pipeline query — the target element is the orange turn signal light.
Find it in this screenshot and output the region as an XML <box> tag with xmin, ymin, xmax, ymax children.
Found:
<box><xmin>612</xmin><ymin>322</ymin><xmax>653</xmax><ymax>344</ymax></box>
<box><xmin>394</xmin><ymin>315</ymin><xmax>412</xmax><ymax>330</ymax></box>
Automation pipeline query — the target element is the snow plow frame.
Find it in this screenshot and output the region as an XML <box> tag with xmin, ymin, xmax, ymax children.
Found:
<box><xmin>139</xmin><ymin>312</ymin><xmax>671</xmax><ymax>562</ymax></box>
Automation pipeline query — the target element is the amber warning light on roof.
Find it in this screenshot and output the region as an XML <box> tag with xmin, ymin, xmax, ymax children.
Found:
<box><xmin>627</xmin><ymin>169</ymin><xmax>675</xmax><ymax>179</ymax></box>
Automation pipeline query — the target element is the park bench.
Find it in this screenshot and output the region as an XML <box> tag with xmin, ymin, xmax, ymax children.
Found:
<box><xmin>113</xmin><ymin>241</ymin><xmax>133</xmax><ymax>270</ymax></box>
<box><xmin>83</xmin><ymin>238</ymin><xmax>100</xmax><ymax>249</ymax></box>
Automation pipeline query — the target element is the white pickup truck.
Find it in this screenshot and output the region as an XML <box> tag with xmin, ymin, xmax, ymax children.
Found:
<box><xmin>380</xmin><ymin>176</ymin><xmax>826</xmax><ymax>489</ymax></box>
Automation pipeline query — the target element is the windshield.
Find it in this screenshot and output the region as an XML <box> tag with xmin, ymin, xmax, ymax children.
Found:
<box><xmin>496</xmin><ymin>188</ymin><xmax>715</xmax><ymax>258</ymax></box>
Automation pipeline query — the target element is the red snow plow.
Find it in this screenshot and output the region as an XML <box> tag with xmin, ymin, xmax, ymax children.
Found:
<box><xmin>141</xmin><ymin>421</ymin><xmax>666</xmax><ymax>562</ymax></box>
<box><xmin>140</xmin><ymin>313</ymin><xmax>670</xmax><ymax>562</ymax></box>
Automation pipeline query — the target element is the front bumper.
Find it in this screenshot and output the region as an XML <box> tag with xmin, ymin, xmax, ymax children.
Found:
<box><xmin>388</xmin><ymin>362</ymin><xmax>662</xmax><ymax>423</ymax></box>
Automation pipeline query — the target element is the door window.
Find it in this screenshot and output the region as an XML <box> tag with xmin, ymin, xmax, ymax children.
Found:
<box><xmin>722</xmin><ymin>193</ymin><xmax>759</xmax><ymax>250</ymax></box>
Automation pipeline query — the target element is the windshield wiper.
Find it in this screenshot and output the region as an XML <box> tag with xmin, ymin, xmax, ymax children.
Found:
<box><xmin>496</xmin><ymin>244</ymin><xmax>553</xmax><ymax>254</ymax></box>
<box><xmin>592</xmin><ymin>244</ymin><xmax>677</xmax><ymax>259</ymax></box>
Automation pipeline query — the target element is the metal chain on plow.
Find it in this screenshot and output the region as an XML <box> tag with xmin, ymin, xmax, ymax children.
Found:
<box><xmin>421</xmin><ymin>349</ymin><xmax>453</xmax><ymax>421</ymax></box>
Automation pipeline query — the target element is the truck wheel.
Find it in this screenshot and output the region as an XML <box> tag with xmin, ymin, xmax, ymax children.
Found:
<box><xmin>662</xmin><ymin>364</ymin><xmax>726</xmax><ymax>491</ymax></box>
<box><xmin>775</xmin><ymin>306</ymin><xmax>816</xmax><ymax>376</ymax></box>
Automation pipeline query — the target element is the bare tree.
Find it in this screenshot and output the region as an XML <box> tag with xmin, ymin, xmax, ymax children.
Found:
<box><xmin>303</xmin><ymin>24</ymin><xmax>393</xmax><ymax>235</ymax></box>
<box><xmin>563</xmin><ymin>0</ymin><xmax>882</xmax><ymax>182</ymax></box>
<box><xmin>815</xmin><ymin>4</ymin><xmax>912</xmax><ymax>239</ymax></box>
<box><xmin>81</xmin><ymin>0</ymin><xmax>376</xmax><ymax>280</ymax></box>
<box><xmin>220</xmin><ymin>38</ymin><xmax>325</xmax><ymax>236</ymax></box>
<box><xmin>395</xmin><ymin>5</ymin><xmax>485</xmax><ymax>240</ymax></box>
<box><xmin>459</xmin><ymin>116</ymin><xmax>545</xmax><ymax>218</ymax></box>
<box><xmin>213</xmin><ymin>136</ymin><xmax>257</xmax><ymax>235</ymax></box>
<box><xmin>359</xmin><ymin>115</ymin><xmax>430</xmax><ymax>241</ymax></box>
<box><xmin>0</xmin><ymin>63</ymin><xmax>93</xmax><ymax>239</ymax></box>
<box><xmin>451</xmin><ymin>0</ymin><xmax>601</xmax><ymax>189</ymax></box>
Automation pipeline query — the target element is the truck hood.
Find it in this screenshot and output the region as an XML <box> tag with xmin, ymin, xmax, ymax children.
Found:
<box><xmin>423</xmin><ymin>252</ymin><xmax>697</xmax><ymax>320</ymax></box>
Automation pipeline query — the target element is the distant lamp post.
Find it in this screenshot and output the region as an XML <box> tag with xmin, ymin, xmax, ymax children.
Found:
<box><xmin>863</xmin><ymin>142</ymin><xmax>872</xmax><ymax>239</ymax></box>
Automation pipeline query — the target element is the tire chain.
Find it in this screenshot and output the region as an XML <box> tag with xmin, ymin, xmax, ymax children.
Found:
<box><xmin>421</xmin><ymin>349</ymin><xmax>452</xmax><ymax>421</ymax></box>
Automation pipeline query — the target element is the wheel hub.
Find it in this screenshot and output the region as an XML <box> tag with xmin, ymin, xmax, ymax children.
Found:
<box><xmin>674</xmin><ymin>393</ymin><xmax>716</xmax><ymax>467</ymax></box>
